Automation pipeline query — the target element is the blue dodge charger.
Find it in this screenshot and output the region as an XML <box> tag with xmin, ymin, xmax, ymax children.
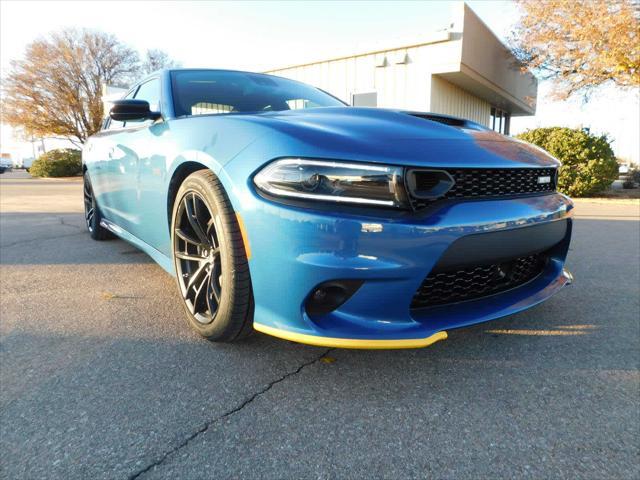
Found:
<box><xmin>83</xmin><ymin>69</ymin><xmax>573</xmax><ymax>348</ymax></box>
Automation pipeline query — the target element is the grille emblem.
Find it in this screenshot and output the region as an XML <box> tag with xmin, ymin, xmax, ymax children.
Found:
<box><xmin>496</xmin><ymin>266</ymin><xmax>508</xmax><ymax>279</ymax></box>
<box><xmin>537</xmin><ymin>175</ymin><xmax>551</xmax><ymax>184</ymax></box>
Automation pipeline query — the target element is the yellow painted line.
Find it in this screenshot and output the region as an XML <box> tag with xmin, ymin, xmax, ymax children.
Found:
<box><xmin>485</xmin><ymin>329</ymin><xmax>588</xmax><ymax>336</ymax></box>
<box><xmin>556</xmin><ymin>324</ymin><xmax>598</xmax><ymax>330</ymax></box>
<box><xmin>254</xmin><ymin>322</ymin><xmax>448</xmax><ymax>350</ymax></box>
<box><xmin>235</xmin><ymin>213</ymin><xmax>251</xmax><ymax>260</ymax></box>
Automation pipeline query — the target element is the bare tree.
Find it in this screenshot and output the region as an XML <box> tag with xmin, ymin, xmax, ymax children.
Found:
<box><xmin>1</xmin><ymin>29</ymin><xmax>140</xmax><ymax>145</ymax></box>
<box><xmin>510</xmin><ymin>0</ymin><xmax>640</xmax><ymax>100</ymax></box>
<box><xmin>141</xmin><ymin>49</ymin><xmax>181</xmax><ymax>75</ymax></box>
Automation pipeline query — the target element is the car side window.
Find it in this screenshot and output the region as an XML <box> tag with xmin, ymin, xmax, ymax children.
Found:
<box><xmin>134</xmin><ymin>78</ymin><xmax>161</xmax><ymax>114</ymax></box>
<box><xmin>106</xmin><ymin>88</ymin><xmax>138</xmax><ymax>130</ymax></box>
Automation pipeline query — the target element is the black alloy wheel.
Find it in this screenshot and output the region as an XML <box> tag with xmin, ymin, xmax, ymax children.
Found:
<box><xmin>83</xmin><ymin>172</ymin><xmax>111</xmax><ymax>240</ymax></box>
<box><xmin>171</xmin><ymin>170</ymin><xmax>253</xmax><ymax>341</ymax></box>
<box><xmin>174</xmin><ymin>191</ymin><xmax>223</xmax><ymax>324</ymax></box>
<box><xmin>83</xmin><ymin>175</ymin><xmax>95</xmax><ymax>233</ymax></box>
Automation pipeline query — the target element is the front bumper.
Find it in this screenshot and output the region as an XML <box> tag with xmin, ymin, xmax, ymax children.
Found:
<box><xmin>242</xmin><ymin>193</ymin><xmax>574</xmax><ymax>348</ymax></box>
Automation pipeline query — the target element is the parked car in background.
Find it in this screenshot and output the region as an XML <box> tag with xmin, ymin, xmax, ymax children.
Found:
<box><xmin>83</xmin><ymin>69</ymin><xmax>574</xmax><ymax>348</ymax></box>
<box><xmin>22</xmin><ymin>157</ymin><xmax>35</xmax><ymax>172</ymax></box>
<box><xmin>0</xmin><ymin>154</ymin><xmax>13</xmax><ymax>173</ymax></box>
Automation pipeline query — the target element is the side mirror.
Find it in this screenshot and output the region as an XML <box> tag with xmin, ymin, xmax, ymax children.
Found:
<box><xmin>109</xmin><ymin>99</ymin><xmax>161</xmax><ymax>122</ymax></box>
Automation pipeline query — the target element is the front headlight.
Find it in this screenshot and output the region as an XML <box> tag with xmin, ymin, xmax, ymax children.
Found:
<box><xmin>253</xmin><ymin>158</ymin><xmax>409</xmax><ymax>208</ymax></box>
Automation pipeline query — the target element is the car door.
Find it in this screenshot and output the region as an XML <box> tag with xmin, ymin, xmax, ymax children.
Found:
<box><xmin>121</xmin><ymin>77</ymin><xmax>172</xmax><ymax>251</ymax></box>
<box><xmin>90</xmin><ymin>87</ymin><xmax>140</xmax><ymax>231</ymax></box>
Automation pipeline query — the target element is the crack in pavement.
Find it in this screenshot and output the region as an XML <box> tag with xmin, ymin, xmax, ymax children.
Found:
<box><xmin>58</xmin><ymin>216</ymin><xmax>85</xmax><ymax>231</ymax></box>
<box><xmin>128</xmin><ymin>348</ymin><xmax>334</xmax><ymax>480</ymax></box>
<box><xmin>1</xmin><ymin>216</ymin><xmax>84</xmax><ymax>249</ymax></box>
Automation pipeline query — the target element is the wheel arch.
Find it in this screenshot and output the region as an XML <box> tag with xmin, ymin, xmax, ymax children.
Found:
<box><xmin>166</xmin><ymin>161</ymin><xmax>210</xmax><ymax>227</ymax></box>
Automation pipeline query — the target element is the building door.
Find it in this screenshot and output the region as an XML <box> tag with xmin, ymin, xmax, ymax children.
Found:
<box><xmin>490</xmin><ymin>107</ymin><xmax>511</xmax><ymax>135</ymax></box>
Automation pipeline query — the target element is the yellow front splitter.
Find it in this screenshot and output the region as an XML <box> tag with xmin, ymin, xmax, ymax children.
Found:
<box><xmin>254</xmin><ymin>323</ymin><xmax>448</xmax><ymax>350</ymax></box>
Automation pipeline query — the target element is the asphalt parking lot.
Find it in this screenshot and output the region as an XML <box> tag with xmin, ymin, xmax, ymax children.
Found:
<box><xmin>1</xmin><ymin>169</ymin><xmax>639</xmax><ymax>479</ymax></box>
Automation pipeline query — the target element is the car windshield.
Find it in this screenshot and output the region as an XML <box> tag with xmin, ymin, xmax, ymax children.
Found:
<box><xmin>171</xmin><ymin>70</ymin><xmax>345</xmax><ymax>117</ymax></box>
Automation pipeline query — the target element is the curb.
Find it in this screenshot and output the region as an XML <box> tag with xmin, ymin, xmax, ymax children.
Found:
<box><xmin>572</xmin><ymin>198</ymin><xmax>640</xmax><ymax>205</ymax></box>
<box><xmin>32</xmin><ymin>176</ymin><xmax>83</xmax><ymax>182</ymax></box>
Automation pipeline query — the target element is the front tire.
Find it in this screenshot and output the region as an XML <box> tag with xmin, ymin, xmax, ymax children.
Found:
<box><xmin>171</xmin><ymin>170</ymin><xmax>253</xmax><ymax>342</ymax></box>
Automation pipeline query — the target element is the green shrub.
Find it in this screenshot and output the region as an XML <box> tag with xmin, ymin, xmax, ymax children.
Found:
<box><xmin>516</xmin><ymin>127</ymin><xmax>618</xmax><ymax>197</ymax></box>
<box><xmin>30</xmin><ymin>149</ymin><xmax>82</xmax><ymax>177</ymax></box>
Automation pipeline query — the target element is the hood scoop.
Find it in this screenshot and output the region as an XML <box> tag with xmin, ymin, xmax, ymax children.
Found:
<box><xmin>406</xmin><ymin>112</ymin><xmax>485</xmax><ymax>131</ymax></box>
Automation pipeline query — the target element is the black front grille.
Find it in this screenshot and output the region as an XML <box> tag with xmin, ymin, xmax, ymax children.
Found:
<box><xmin>409</xmin><ymin>168</ymin><xmax>557</xmax><ymax>210</ymax></box>
<box><xmin>411</xmin><ymin>254</ymin><xmax>547</xmax><ymax>309</ymax></box>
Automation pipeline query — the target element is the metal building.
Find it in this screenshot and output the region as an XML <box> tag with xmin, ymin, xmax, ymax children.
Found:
<box><xmin>265</xmin><ymin>3</ymin><xmax>536</xmax><ymax>135</ymax></box>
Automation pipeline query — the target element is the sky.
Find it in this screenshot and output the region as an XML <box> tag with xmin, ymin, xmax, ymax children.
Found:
<box><xmin>1</xmin><ymin>0</ymin><xmax>638</xmax><ymax>163</ymax></box>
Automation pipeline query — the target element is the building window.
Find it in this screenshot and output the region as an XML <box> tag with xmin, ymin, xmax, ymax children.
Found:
<box><xmin>351</xmin><ymin>92</ymin><xmax>377</xmax><ymax>107</ymax></box>
<box><xmin>490</xmin><ymin>107</ymin><xmax>511</xmax><ymax>135</ymax></box>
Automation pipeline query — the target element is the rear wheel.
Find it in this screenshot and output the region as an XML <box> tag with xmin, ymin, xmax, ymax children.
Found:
<box><xmin>83</xmin><ymin>172</ymin><xmax>111</xmax><ymax>240</ymax></box>
<box><xmin>171</xmin><ymin>170</ymin><xmax>253</xmax><ymax>341</ymax></box>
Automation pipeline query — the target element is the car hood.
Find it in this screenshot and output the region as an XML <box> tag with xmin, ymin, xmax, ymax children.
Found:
<box><xmin>238</xmin><ymin>107</ymin><xmax>560</xmax><ymax>169</ymax></box>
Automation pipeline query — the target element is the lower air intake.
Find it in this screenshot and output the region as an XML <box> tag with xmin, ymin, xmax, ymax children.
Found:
<box><xmin>411</xmin><ymin>254</ymin><xmax>547</xmax><ymax>308</ymax></box>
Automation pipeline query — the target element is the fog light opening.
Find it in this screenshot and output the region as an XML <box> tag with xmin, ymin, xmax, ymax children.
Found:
<box><xmin>305</xmin><ymin>280</ymin><xmax>364</xmax><ymax>317</ymax></box>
